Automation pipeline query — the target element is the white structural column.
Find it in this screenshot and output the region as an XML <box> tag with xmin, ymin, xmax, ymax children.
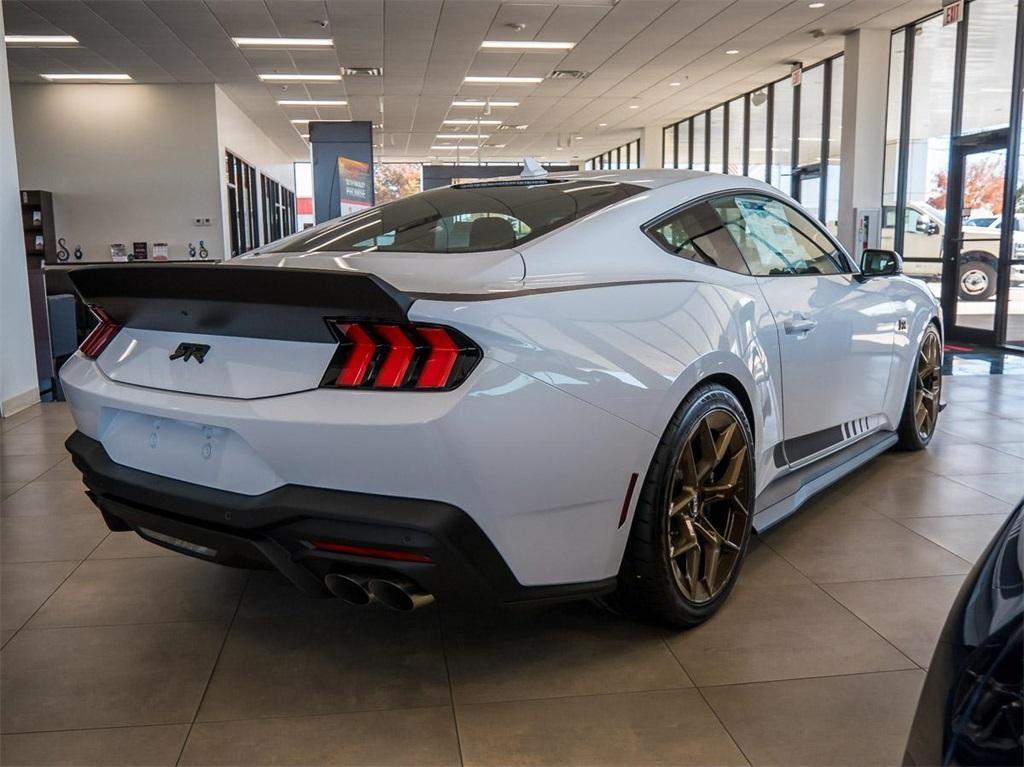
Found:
<box><xmin>0</xmin><ymin>7</ymin><xmax>41</xmax><ymax>416</ymax></box>
<box><xmin>640</xmin><ymin>123</ymin><xmax>664</xmax><ymax>169</ymax></box>
<box><xmin>837</xmin><ymin>28</ymin><xmax>891</xmax><ymax>252</ymax></box>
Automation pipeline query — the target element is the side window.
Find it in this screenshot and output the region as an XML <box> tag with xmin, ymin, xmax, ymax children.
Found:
<box><xmin>646</xmin><ymin>201</ymin><xmax>751</xmax><ymax>274</ymax></box>
<box><xmin>711</xmin><ymin>194</ymin><xmax>843</xmax><ymax>276</ymax></box>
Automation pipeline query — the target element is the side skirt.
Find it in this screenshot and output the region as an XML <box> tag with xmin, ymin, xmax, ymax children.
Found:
<box><xmin>752</xmin><ymin>430</ymin><xmax>898</xmax><ymax>532</ymax></box>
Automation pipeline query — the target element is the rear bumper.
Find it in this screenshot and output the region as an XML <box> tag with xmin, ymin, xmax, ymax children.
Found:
<box><xmin>67</xmin><ymin>431</ymin><xmax>615</xmax><ymax>605</ymax></box>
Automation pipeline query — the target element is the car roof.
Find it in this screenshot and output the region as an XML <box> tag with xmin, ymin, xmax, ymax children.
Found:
<box><xmin>458</xmin><ymin>168</ymin><xmax>716</xmax><ymax>191</ymax></box>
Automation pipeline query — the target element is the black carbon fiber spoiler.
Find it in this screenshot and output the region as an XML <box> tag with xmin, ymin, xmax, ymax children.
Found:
<box><xmin>67</xmin><ymin>263</ymin><xmax>412</xmax><ymax>343</ymax></box>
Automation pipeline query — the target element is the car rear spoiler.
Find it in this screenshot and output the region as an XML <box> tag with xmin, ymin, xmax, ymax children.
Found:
<box><xmin>67</xmin><ymin>263</ymin><xmax>413</xmax><ymax>343</ymax></box>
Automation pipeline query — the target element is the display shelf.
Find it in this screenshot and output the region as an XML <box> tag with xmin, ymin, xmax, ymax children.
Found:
<box><xmin>21</xmin><ymin>190</ymin><xmax>56</xmax><ymax>264</ymax></box>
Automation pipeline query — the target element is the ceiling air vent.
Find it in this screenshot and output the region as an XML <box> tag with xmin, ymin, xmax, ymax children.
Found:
<box><xmin>549</xmin><ymin>70</ymin><xmax>589</xmax><ymax>80</ymax></box>
<box><xmin>341</xmin><ymin>66</ymin><xmax>383</xmax><ymax>77</ymax></box>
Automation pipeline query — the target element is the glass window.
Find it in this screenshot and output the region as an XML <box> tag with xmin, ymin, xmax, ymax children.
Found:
<box><xmin>900</xmin><ymin>14</ymin><xmax>955</xmax><ymax>277</ymax></box>
<box><xmin>646</xmin><ymin>201</ymin><xmax>750</xmax><ymax>274</ymax></box>
<box><xmin>727</xmin><ymin>98</ymin><xmax>745</xmax><ymax>175</ymax></box>
<box><xmin>771</xmin><ymin>80</ymin><xmax>793</xmax><ymax>193</ymax></box>
<box><xmin>678</xmin><ymin>120</ymin><xmax>691</xmax><ymax>169</ymax></box>
<box><xmin>692</xmin><ymin>114</ymin><xmax>707</xmax><ymax>171</ymax></box>
<box><xmin>881</xmin><ymin>32</ymin><xmax>906</xmax><ymax>251</ymax></box>
<box><xmin>824</xmin><ymin>57</ymin><xmax>843</xmax><ymax>235</ymax></box>
<box><xmin>798</xmin><ymin>66</ymin><xmax>825</xmax><ymax>167</ymax></box>
<box><xmin>712</xmin><ymin>194</ymin><xmax>843</xmax><ymax>276</ymax></box>
<box><xmin>276</xmin><ymin>179</ymin><xmax>645</xmax><ymax>254</ymax></box>
<box><xmin>663</xmin><ymin>126</ymin><xmax>676</xmax><ymax>168</ymax></box>
<box><xmin>961</xmin><ymin>0</ymin><xmax>1017</xmax><ymax>135</ymax></box>
<box><xmin>748</xmin><ymin>90</ymin><xmax>769</xmax><ymax>182</ymax></box>
<box><xmin>708</xmin><ymin>106</ymin><xmax>725</xmax><ymax>173</ymax></box>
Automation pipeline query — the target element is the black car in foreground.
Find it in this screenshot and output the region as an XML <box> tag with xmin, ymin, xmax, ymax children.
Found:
<box><xmin>904</xmin><ymin>500</ymin><xmax>1023</xmax><ymax>766</ymax></box>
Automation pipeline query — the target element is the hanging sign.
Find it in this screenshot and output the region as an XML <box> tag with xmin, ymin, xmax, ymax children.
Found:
<box><xmin>942</xmin><ymin>0</ymin><xmax>964</xmax><ymax>26</ymax></box>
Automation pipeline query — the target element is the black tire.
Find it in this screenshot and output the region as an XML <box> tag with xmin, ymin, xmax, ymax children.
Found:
<box><xmin>609</xmin><ymin>384</ymin><xmax>755</xmax><ymax>628</ymax></box>
<box><xmin>958</xmin><ymin>261</ymin><xmax>997</xmax><ymax>301</ymax></box>
<box><xmin>896</xmin><ymin>323</ymin><xmax>943</xmax><ymax>450</ymax></box>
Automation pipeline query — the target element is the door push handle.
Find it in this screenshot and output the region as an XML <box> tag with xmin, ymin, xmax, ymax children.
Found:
<box><xmin>784</xmin><ymin>318</ymin><xmax>818</xmax><ymax>335</ymax></box>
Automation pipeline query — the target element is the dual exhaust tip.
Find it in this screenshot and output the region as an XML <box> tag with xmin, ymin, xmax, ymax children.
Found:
<box><xmin>324</xmin><ymin>573</ymin><xmax>434</xmax><ymax>611</ymax></box>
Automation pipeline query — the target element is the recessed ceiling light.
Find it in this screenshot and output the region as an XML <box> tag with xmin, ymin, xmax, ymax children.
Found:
<box><xmin>670</xmin><ymin>82</ymin><xmax>681</xmax><ymax>86</ymax></box>
<box><xmin>451</xmin><ymin>100</ymin><xmax>519</xmax><ymax>107</ymax></box>
<box><xmin>464</xmin><ymin>76</ymin><xmax>544</xmax><ymax>84</ymax></box>
<box><xmin>436</xmin><ymin>134</ymin><xmax>490</xmax><ymax>139</ymax></box>
<box><xmin>40</xmin><ymin>73</ymin><xmax>132</xmax><ymax>81</ymax></box>
<box><xmin>575</xmin><ymin>136</ymin><xmax>584</xmax><ymax>140</ymax></box>
<box><xmin>480</xmin><ymin>40</ymin><xmax>574</xmax><ymax>50</ymax></box>
<box><xmin>628</xmin><ymin>104</ymin><xmax>640</xmax><ymax>109</ymax></box>
<box><xmin>443</xmin><ymin>119</ymin><xmax>503</xmax><ymax>125</ymax></box>
<box><xmin>233</xmin><ymin>37</ymin><xmax>333</xmax><ymax>47</ymax></box>
<box><xmin>725</xmin><ymin>49</ymin><xmax>740</xmax><ymax>55</ymax></box>
<box><xmin>340</xmin><ymin>66</ymin><xmax>382</xmax><ymax>77</ymax></box>
<box><xmin>277</xmin><ymin>99</ymin><xmax>347</xmax><ymax>106</ymax></box>
<box><xmin>258</xmin><ymin>73</ymin><xmax>342</xmax><ymax>82</ymax></box>
<box><xmin>808</xmin><ymin>2</ymin><xmax>825</xmax><ymax>7</ymax></box>
<box><xmin>5</xmin><ymin>34</ymin><xmax>78</xmax><ymax>46</ymax></box>
<box><xmin>598</xmin><ymin>123</ymin><xmax>607</xmax><ymax>127</ymax></box>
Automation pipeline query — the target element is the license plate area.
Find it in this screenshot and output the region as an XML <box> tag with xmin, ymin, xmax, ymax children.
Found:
<box><xmin>98</xmin><ymin>409</ymin><xmax>282</xmax><ymax>495</ymax></box>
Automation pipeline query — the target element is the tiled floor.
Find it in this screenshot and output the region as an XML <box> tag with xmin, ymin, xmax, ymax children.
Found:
<box><xmin>1</xmin><ymin>373</ymin><xmax>1022</xmax><ymax>766</ymax></box>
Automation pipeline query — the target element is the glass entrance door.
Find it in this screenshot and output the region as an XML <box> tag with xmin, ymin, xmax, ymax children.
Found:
<box><xmin>941</xmin><ymin>142</ymin><xmax>1009</xmax><ymax>342</ymax></box>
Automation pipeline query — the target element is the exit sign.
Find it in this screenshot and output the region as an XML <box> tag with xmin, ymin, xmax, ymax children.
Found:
<box><xmin>943</xmin><ymin>0</ymin><xmax>964</xmax><ymax>26</ymax></box>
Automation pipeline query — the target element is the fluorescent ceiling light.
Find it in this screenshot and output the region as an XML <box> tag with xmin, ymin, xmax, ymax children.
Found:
<box><xmin>40</xmin><ymin>73</ymin><xmax>131</xmax><ymax>81</ymax></box>
<box><xmin>290</xmin><ymin>118</ymin><xmax>310</xmax><ymax>124</ymax></box>
<box><xmin>451</xmin><ymin>100</ymin><xmax>519</xmax><ymax>107</ymax></box>
<box><xmin>808</xmin><ymin>2</ymin><xmax>825</xmax><ymax>7</ymax></box>
<box><xmin>670</xmin><ymin>82</ymin><xmax>681</xmax><ymax>86</ymax></box>
<box><xmin>5</xmin><ymin>34</ymin><xmax>78</xmax><ymax>45</ymax></box>
<box><xmin>436</xmin><ymin>134</ymin><xmax>490</xmax><ymax>139</ymax></box>
<box><xmin>278</xmin><ymin>99</ymin><xmax>347</xmax><ymax>106</ymax></box>
<box><xmin>725</xmin><ymin>49</ymin><xmax>739</xmax><ymax>55</ymax></box>
<box><xmin>233</xmin><ymin>37</ymin><xmax>333</xmax><ymax>47</ymax></box>
<box><xmin>480</xmin><ymin>40</ymin><xmax>574</xmax><ymax>50</ymax></box>
<box><xmin>443</xmin><ymin>119</ymin><xmax>502</xmax><ymax>125</ymax></box>
<box><xmin>464</xmin><ymin>76</ymin><xmax>543</xmax><ymax>84</ymax></box>
<box><xmin>431</xmin><ymin>145</ymin><xmax>463</xmax><ymax>150</ymax></box>
<box><xmin>628</xmin><ymin>104</ymin><xmax>640</xmax><ymax>109</ymax></box>
<box><xmin>258</xmin><ymin>73</ymin><xmax>342</xmax><ymax>82</ymax></box>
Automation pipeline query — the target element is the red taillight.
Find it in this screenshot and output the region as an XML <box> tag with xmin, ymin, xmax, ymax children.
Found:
<box><xmin>79</xmin><ymin>307</ymin><xmax>122</xmax><ymax>360</ymax></box>
<box><xmin>320</xmin><ymin>320</ymin><xmax>480</xmax><ymax>391</ymax></box>
<box><xmin>309</xmin><ymin>540</ymin><xmax>433</xmax><ymax>563</ymax></box>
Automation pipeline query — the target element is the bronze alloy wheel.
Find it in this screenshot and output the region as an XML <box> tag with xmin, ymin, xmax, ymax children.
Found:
<box><xmin>914</xmin><ymin>329</ymin><xmax>942</xmax><ymax>440</ymax></box>
<box><xmin>667</xmin><ymin>408</ymin><xmax>750</xmax><ymax>604</ymax></box>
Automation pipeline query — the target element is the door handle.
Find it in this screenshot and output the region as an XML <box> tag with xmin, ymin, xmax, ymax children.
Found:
<box><xmin>784</xmin><ymin>318</ymin><xmax>818</xmax><ymax>335</ymax></box>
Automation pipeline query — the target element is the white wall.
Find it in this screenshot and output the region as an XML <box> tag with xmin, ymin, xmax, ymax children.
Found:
<box><xmin>0</xmin><ymin>8</ymin><xmax>40</xmax><ymax>415</ymax></box>
<box><xmin>214</xmin><ymin>86</ymin><xmax>296</xmax><ymax>255</ymax></box>
<box><xmin>12</xmin><ymin>83</ymin><xmax>223</xmax><ymax>261</ymax></box>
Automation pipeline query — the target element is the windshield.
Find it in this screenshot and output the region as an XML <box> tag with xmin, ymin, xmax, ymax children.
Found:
<box><xmin>273</xmin><ymin>179</ymin><xmax>644</xmax><ymax>254</ymax></box>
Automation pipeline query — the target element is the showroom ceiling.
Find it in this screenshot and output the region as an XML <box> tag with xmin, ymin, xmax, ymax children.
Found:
<box><xmin>4</xmin><ymin>0</ymin><xmax>940</xmax><ymax>163</ymax></box>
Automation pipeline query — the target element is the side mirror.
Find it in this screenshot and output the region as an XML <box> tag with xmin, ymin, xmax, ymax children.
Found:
<box><xmin>861</xmin><ymin>249</ymin><xmax>903</xmax><ymax>277</ymax></box>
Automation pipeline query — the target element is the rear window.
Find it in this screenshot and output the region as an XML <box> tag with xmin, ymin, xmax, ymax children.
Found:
<box><xmin>273</xmin><ymin>179</ymin><xmax>644</xmax><ymax>254</ymax></box>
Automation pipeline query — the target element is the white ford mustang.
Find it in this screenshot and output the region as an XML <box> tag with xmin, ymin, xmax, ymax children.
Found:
<box><xmin>60</xmin><ymin>169</ymin><xmax>943</xmax><ymax>626</ymax></box>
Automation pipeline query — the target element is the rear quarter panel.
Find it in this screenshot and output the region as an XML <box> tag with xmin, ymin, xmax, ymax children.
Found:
<box><xmin>412</xmin><ymin>273</ymin><xmax>785</xmax><ymax>497</ymax></box>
